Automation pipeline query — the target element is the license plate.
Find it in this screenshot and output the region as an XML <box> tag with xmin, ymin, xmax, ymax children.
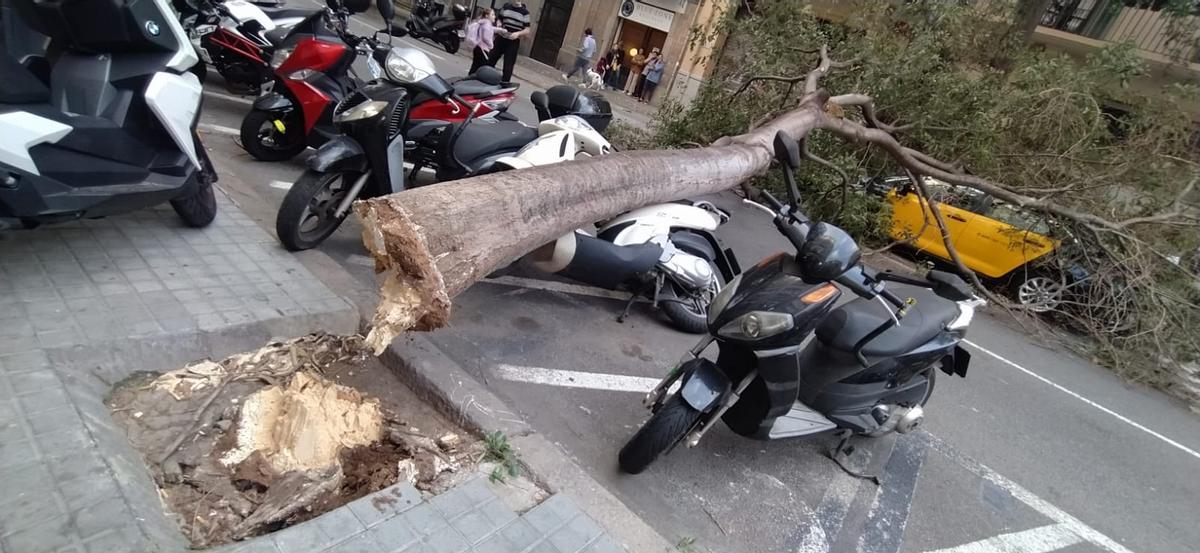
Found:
<box><xmin>366</xmin><ymin>56</ymin><xmax>382</xmax><ymax>79</ymax></box>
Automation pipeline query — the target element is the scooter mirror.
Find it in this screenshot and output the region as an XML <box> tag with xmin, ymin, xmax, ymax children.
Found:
<box><xmin>773</xmin><ymin>131</ymin><xmax>801</xmax><ymax>170</ymax></box>
<box><xmin>376</xmin><ymin>0</ymin><xmax>395</xmax><ymax>22</ymax></box>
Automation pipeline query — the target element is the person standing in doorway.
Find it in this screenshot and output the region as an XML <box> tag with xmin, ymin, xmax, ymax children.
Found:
<box><xmin>640</xmin><ymin>54</ymin><xmax>665</xmax><ymax>103</ymax></box>
<box><xmin>634</xmin><ymin>47</ymin><xmax>659</xmax><ymax>98</ymax></box>
<box><xmin>488</xmin><ymin>1</ymin><xmax>531</xmax><ymax>85</ymax></box>
<box><xmin>465</xmin><ymin>8</ymin><xmax>495</xmax><ymax>75</ymax></box>
<box><xmin>623</xmin><ymin>48</ymin><xmax>646</xmax><ymax>95</ymax></box>
<box><xmin>604</xmin><ymin>42</ymin><xmax>624</xmax><ymax>89</ymax></box>
<box><xmin>562</xmin><ymin>28</ymin><xmax>596</xmax><ymax>80</ymax></box>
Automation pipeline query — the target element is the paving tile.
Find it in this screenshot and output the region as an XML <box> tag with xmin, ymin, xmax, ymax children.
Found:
<box><xmin>523</xmin><ymin>495</ymin><xmax>581</xmax><ymax>534</ymax></box>
<box><xmin>579</xmin><ymin>534</ymin><xmax>623</xmax><ymax>553</ymax></box>
<box><xmin>28</xmin><ymin>405</ymin><xmax>85</xmax><ymax>436</ymax></box>
<box><xmin>367</xmin><ymin>513</ymin><xmax>419</xmax><ymax>553</ymax></box>
<box><xmin>545</xmin><ymin>514</ymin><xmax>603</xmax><ymax>553</ymax></box>
<box><xmin>81</xmin><ymin>525</ymin><xmax>146</xmax><ymax>553</ymax></box>
<box><xmin>416</xmin><ymin>526</ymin><xmax>470</xmax><ymax>553</ymax></box>
<box><xmin>73</xmin><ymin>497</ymin><xmax>130</xmax><ymax>539</ymax></box>
<box><xmin>0</xmin><ymin>437</ymin><xmax>36</xmax><ymax>467</ymax></box>
<box><xmin>0</xmin><ymin>491</ymin><xmax>64</xmax><ymax>536</ymax></box>
<box><xmin>497</xmin><ymin>518</ymin><xmax>543</xmax><ymax>552</ymax></box>
<box><xmin>477</xmin><ymin>498</ymin><xmax>518</xmax><ymax>529</ymax></box>
<box><xmin>399</xmin><ymin>503</ymin><xmax>450</xmax><ymax>536</ymax></box>
<box><xmin>314</xmin><ymin>506</ymin><xmax>367</xmax><ymax>544</ymax></box>
<box><xmin>347</xmin><ymin>483</ymin><xmax>422</xmax><ymax>528</ymax></box>
<box><xmin>1</xmin><ymin>514</ymin><xmax>73</xmax><ymax>553</ymax></box>
<box><xmin>449</xmin><ymin>507</ymin><xmax>499</xmax><ymax>545</ymax></box>
<box><xmin>8</xmin><ymin>368</ymin><xmax>61</xmax><ymax>394</ymax></box>
<box><xmin>273</xmin><ymin>519</ymin><xmax>334</xmax><ymax>553</ymax></box>
<box><xmin>18</xmin><ymin>386</ymin><xmax>71</xmax><ymax>415</ymax></box>
<box><xmin>326</xmin><ymin>531</ymin><xmax>382</xmax><ymax>553</ymax></box>
<box><xmin>429</xmin><ymin>485</ymin><xmax>477</xmax><ymax>521</ymax></box>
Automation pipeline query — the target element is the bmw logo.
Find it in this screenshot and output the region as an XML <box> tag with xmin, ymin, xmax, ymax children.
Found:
<box><xmin>145</xmin><ymin>21</ymin><xmax>161</xmax><ymax>36</ymax></box>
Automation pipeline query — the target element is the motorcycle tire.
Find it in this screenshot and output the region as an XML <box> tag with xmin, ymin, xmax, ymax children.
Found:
<box><xmin>660</xmin><ymin>299</ymin><xmax>709</xmax><ymax>334</ymax></box>
<box><xmin>240</xmin><ymin>109</ymin><xmax>307</xmax><ymax>161</ymax></box>
<box><xmin>171</xmin><ymin>181</ymin><xmax>218</xmax><ymax>228</ymax></box>
<box><xmin>189</xmin><ymin>60</ymin><xmax>208</xmax><ymax>84</ymax></box>
<box><xmin>444</xmin><ymin>34</ymin><xmax>460</xmax><ymax>54</ymax></box>
<box><xmin>275</xmin><ymin>169</ymin><xmax>358</xmax><ymax>251</ymax></box>
<box><xmin>618</xmin><ymin>395</ymin><xmax>701</xmax><ymax>474</ymax></box>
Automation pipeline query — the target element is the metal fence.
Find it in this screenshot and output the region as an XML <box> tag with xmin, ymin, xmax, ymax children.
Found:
<box><xmin>1041</xmin><ymin>0</ymin><xmax>1200</xmax><ymax>62</ymax></box>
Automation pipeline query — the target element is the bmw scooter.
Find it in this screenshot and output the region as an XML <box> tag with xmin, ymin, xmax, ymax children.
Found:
<box><xmin>618</xmin><ymin>131</ymin><xmax>982</xmax><ymax>474</ymax></box>
<box><xmin>1</xmin><ymin>0</ymin><xmax>217</xmax><ymax>229</ymax></box>
<box><xmin>495</xmin><ymin>116</ymin><xmax>740</xmax><ymax>333</ymax></box>
<box><xmin>405</xmin><ymin>0</ymin><xmax>467</xmax><ymax>54</ymax></box>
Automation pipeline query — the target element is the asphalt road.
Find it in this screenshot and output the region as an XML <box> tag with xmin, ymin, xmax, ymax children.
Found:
<box><xmin>197</xmin><ymin>6</ymin><xmax>1200</xmax><ymax>552</ymax></box>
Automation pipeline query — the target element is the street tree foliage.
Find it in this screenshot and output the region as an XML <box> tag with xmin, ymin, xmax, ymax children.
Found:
<box><xmin>653</xmin><ymin>1</ymin><xmax>1200</xmax><ymax>397</ymax></box>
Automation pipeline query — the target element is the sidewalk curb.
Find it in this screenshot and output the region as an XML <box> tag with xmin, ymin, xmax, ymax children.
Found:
<box><xmin>379</xmin><ymin>334</ymin><xmax>677</xmax><ymax>553</ymax></box>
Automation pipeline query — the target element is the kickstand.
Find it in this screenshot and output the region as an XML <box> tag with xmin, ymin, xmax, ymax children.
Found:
<box><xmin>825</xmin><ymin>429</ymin><xmax>881</xmax><ymax>486</ymax></box>
<box><xmin>616</xmin><ymin>293</ymin><xmax>638</xmax><ymax>323</ymax></box>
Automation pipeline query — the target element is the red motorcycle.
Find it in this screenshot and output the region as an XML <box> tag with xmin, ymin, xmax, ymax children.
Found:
<box><xmin>241</xmin><ymin>21</ymin><xmax>518</xmax><ymax>161</ymax></box>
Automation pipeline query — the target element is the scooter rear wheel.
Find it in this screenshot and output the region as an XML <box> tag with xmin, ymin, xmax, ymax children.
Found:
<box><xmin>241</xmin><ymin>109</ymin><xmax>306</xmax><ymax>162</ymax></box>
<box><xmin>275</xmin><ymin>169</ymin><xmax>358</xmax><ymax>251</ymax></box>
<box><xmin>443</xmin><ymin>34</ymin><xmax>460</xmax><ymax>54</ymax></box>
<box><xmin>618</xmin><ymin>395</ymin><xmax>701</xmax><ymax>474</ymax></box>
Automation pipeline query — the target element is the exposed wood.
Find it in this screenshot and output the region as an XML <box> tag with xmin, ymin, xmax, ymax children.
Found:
<box><xmin>231</xmin><ymin>466</ymin><xmax>343</xmax><ymax>539</ymax></box>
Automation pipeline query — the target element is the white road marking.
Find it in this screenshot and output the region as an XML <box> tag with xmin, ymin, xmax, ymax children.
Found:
<box><xmin>484</xmin><ymin>275</ymin><xmax>636</xmax><ymax>301</ymax></box>
<box><xmin>920</xmin><ymin>524</ymin><xmax>1083</xmax><ymax>553</ymax></box>
<box><xmin>493</xmin><ymin>364</ymin><xmax>661</xmax><ymax>393</ymax></box>
<box><xmin>347</xmin><ymin>254</ymin><xmax>377</xmax><ymax>267</ymax></box>
<box><xmin>962</xmin><ymin>339</ymin><xmax>1200</xmax><ymax>461</ymax></box>
<box><xmin>921</xmin><ymin>433</ymin><xmax>1133</xmax><ymax>553</ymax></box>
<box><xmin>202</xmin><ymin>90</ymin><xmax>254</xmax><ymax>105</ymax></box>
<box><xmin>198</xmin><ymin>123</ymin><xmax>239</xmax><ymax>136</ymax></box>
<box><xmin>269</xmin><ymin>180</ymin><xmax>293</xmax><ymax>190</ymax></box>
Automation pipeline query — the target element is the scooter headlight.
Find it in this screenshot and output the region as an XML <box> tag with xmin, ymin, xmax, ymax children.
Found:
<box><xmin>718</xmin><ymin>311</ymin><xmax>793</xmax><ymax>341</ymax></box>
<box><xmin>334</xmin><ymin>100</ymin><xmax>388</xmax><ymax>123</ymax></box>
<box><xmin>706</xmin><ymin>274</ymin><xmax>741</xmax><ymax>326</ymax></box>
<box><xmin>270</xmin><ymin>47</ymin><xmax>294</xmax><ymax>69</ymax></box>
<box><xmin>384</xmin><ymin>48</ymin><xmax>435</xmax><ymax>83</ymax></box>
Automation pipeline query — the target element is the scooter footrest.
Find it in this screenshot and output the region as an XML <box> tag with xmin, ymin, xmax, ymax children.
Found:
<box><xmin>767</xmin><ymin>401</ymin><xmax>836</xmax><ymax>439</ymax></box>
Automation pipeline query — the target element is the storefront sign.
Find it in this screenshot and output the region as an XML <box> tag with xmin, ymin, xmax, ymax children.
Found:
<box><xmin>619</xmin><ymin>0</ymin><xmax>675</xmax><ymax>32</ymax></box>
<box><xmin>641</xmin><ymin>0</ymin><xmax>687</xmax><ymax>12</ymax></box>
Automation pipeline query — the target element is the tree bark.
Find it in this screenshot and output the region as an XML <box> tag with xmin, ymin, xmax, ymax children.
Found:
<box><xmin>354</xmin><ymin>92</ymin><xmax>829</xmax><ymax>353</ymax></box>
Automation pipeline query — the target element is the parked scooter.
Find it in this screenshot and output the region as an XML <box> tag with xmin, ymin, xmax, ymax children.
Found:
<box><xmin>177</xmin><ymin>0</ymin><xmax>321</xmax><ymax>94</ymax></box>
<box><xmin>405</xmin><ymin>0</ymin><xmax>467</xmax><ymax>54</ymax></box>
<box><xmin>238</xmin><ymin>0</ymin><xmax>379</xmax><ymax>160</ymax></box>
<box><xmin>274</xmin><ymin>42</ymin><xmax>537</xmax><ymax>250</ymax></box>
<box><xmin>1</xmin><ymin>0</ymin><xmax>217</xmax><ymax>229</ymax></box>
<box><xmin>617</xmin><ymin>131</ymin><xmax>982</xmax><ymax>474</ymax></box>
<box><xmin>496</xmin><ymin>116</ymin><xmax>740</xmax><ymax>333</ymax></box>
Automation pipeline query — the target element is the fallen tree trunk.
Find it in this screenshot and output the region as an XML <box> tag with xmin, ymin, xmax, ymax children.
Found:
<box><xmin>354</xmin><ymin>92</ymin><xmax>829</xmax><ymax>353</ymax></box>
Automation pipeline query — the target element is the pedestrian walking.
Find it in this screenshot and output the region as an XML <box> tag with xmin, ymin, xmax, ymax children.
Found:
<box><xmin>465</xmin><ymin>8</ymin><xmax>496</xmax><ymax>75</ymax></box>
<box><xmin>488</xmin><ymin>1</ymin><xmax>531</xmax><ymax>84</ymax></box>
<box><xmin>640</xmin><ymin>55</ymin><xmax>665</xmax><ymax>103</ymax></box>
<box><xmin>623</xmin><ymin>48</ymin><xmax>646</xmax><ymax>95</ymax></box>
<box><xmin>562</xmin><ymin>28</ymin><xmax>596</xmax><ymax>80</ymax></box>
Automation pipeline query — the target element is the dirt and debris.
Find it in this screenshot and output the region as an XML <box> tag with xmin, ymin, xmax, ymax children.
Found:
<box><xmin>108</xmin><ymin>333</ymin><xmax>481</xmax><ymax>548</ymax></box>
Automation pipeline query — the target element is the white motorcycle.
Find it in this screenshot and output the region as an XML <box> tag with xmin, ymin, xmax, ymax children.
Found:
<box><xmin>495</xmin><ymin>116</ymin><xmax>741</xmax><ymax>333</ymax></box>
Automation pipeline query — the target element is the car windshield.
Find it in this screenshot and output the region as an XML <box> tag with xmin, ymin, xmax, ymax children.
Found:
<box><xmin>925</xmin><ymin>178</ymin><xmax>987</xmax><ymax>211</ymax></box>
<box><xmin>987</xmin><ymin>201</ymin><xmax>1052</xmax><ymax>236</ymax></box>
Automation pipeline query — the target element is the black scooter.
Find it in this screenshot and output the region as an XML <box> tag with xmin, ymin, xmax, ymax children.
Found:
<box><xmin>618</xmin><ymin>131</ymin><xmax>983</xmax><ymax>474</ymax></box>
<box><xmin>273</xmin><ymin>36</ymin><xmax>537</xmax><ymax>251</ymax></box>
<box><xmin>1</xmin><ymin>0</ymin><xmax>217</xmax><ymax>230</ymax></box>
<box><xmin>405</xmin><ymin>0</ymin><xmax>467</xmax><ymax>54</ymax></box>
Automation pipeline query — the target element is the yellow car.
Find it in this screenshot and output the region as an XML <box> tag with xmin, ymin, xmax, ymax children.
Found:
<box><xmin>882</xmin><ymin>178</ymin><xmax>1064</xmax><ymax>309</ymax></box>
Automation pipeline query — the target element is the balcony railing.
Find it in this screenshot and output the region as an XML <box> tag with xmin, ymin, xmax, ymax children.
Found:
<box><xmin>1041</xmin><ymin>0</ymin><xmax>1200</xmax><ymax>63</ymax></box>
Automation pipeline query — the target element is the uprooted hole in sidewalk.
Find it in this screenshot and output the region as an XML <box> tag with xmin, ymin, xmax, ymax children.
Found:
<box><xmin>108</xmin><ymin>333</ymin><xmax>483</xmax><ymax>548</ymax></box>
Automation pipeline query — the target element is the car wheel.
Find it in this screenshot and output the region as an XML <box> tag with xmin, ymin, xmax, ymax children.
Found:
<box><xmin>1013</xmin><ymin>274</ymin><xmax>1065</xmax><ymax>313</ymax></box>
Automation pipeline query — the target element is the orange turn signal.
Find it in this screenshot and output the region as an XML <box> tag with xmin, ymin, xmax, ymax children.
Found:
<box><xmin>801</xmin><ymin>284</ymin><xmax>838</xmax><ymax>304</ymax></box>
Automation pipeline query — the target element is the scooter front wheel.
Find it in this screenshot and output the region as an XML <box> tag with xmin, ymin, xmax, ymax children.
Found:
<box><xmin>618</xmin><ymin>395</ymin><xmax>701</xmax><ymax>474</ymax></box>
<box><xmin>275</xmin><ymin>169</ymin><xmax>359</xmax><ymax>251</ymax></box>
<box><xmin>443</xmin><ymin>34</ymin><xmax>460</xmax><ymax>54</ymax></box>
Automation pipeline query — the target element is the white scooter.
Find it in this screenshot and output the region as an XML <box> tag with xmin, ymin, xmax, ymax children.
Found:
<box><xmin>495</xmin><ymin>116</ymin><xmax>741</xmax><ymax>333</ymax></box>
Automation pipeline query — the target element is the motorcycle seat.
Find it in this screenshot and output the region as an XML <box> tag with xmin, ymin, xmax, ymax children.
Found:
<box><xmin>451</xmin><ymin>79</ymin><xmax>501</xmax><ymax>97</ymax></box>
<box><xmin>442</xmin><ymin>120</ymin><xmax>537</xmax><ymax>167</ymax></box>
<box><xmin>815</xmin><ymin>285</ymin><xmax>960</xmax><ymax>357</ymax></box>
<box><xmin>258</xmin><ymin>7</ymin><xmax>318</xmax><ymax>20</ymax></box>
<box><xmin>264</xmin><ymin>27</ymin><xmax>291</xmax><ymax>47</ymax></box>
